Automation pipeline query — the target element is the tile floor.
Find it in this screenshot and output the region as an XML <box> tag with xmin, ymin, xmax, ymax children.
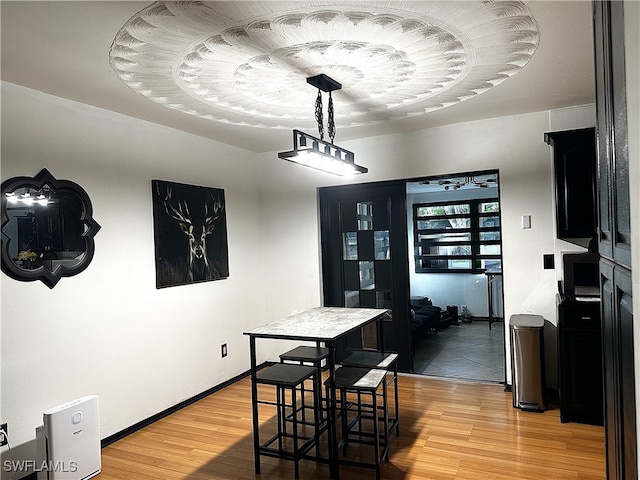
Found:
<box><xmin>413</xmin><ymin>319</ymin><xmax>506</xmax><ymax>383</ymax></box>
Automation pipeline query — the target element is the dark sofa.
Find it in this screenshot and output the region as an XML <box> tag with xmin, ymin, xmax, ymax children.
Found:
<box><xmin>410</xmin><ymin>296</ymin><xmax>451</xmax><ymax>345</ymax></box>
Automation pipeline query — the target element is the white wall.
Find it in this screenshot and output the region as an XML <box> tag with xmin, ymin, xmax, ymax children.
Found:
<box><xmin>0</xmin><ymin>83</ymin><xmax>269</xmax><ymax>478</ymax></box>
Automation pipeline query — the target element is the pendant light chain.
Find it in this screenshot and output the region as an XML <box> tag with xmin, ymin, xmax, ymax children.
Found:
<box><xmin>328</xmin><ymin>91</ymin><xmax>336</xmax><ymax>144</ymax></box>
<box><xmin>315</xmin><ymin>88</ymin><xmax>336</xmax><ymax>144</ymax></box>
<box><xmin>315</xmin><ymin>89</ymin><xmax>324</xmax><ymax>140</ymax></box>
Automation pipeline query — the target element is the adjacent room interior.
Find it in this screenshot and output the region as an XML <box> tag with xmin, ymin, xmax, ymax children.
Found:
<box><xmin>406</xmin><ymin>172</ymin><xmax>505</xmax><ymax>382</ymax></box>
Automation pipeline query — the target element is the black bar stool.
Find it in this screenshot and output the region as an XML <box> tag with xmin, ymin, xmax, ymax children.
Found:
<box><xmin>326</xmin><ymin>366</ymin><xmax>390</xmax><ymax>480</ymax></box>
<box><xmin>280</xmin><ymin>346</ymin><xmax>329</xmax><ymax>421</ymax></box>
<box><xmin>340</xmin><ymin>350</ymin><xmax>400</xmax><ymax>439</ymax></box>
<box><xmin>253</xmin><ymin>363</ymin><xmax>321</xmax><ymax>478</ymax></box>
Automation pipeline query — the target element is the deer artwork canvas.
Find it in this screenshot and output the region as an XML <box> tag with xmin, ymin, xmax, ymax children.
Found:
<box><xmin>152</xmin><ymin>180</ymin><xmax>229</xmax><ymax>288</ymax></box>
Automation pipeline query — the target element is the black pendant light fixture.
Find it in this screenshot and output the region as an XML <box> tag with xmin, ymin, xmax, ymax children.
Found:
<box><xmin>278</xmin><ymin>74</ymin><xmax>367</xmax><ymax>176</ymax></box>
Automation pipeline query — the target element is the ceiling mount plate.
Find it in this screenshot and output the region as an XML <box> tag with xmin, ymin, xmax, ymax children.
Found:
<box><xmin>307</xmin><ymin>74</ymin><xmax>342</xmax><ymax>92</ymax></box>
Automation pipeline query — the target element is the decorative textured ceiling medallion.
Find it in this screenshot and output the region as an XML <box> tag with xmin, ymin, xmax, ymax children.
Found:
<box><xmin>110</xmin><ymin>1</ymin><xmax>539</xmax><ymax>130</ymax></box>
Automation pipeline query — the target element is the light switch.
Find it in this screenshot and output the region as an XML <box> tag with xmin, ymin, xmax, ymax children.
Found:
<box><xmin>522</xmin><ymin>215</ymin><xmax>531</xmax><ymax>229</ymax></box>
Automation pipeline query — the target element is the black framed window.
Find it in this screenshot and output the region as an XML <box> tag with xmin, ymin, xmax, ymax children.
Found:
<box><xmin>413</xmin><ymin>198</ymin><xmax>501</xmax><ymax>273</ymax></box>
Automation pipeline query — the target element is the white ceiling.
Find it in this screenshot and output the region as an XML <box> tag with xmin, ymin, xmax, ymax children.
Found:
<box><xmin>1</xmin><ymin>1</ymin><xmax>595</xmax><ymax>153</ymax></box>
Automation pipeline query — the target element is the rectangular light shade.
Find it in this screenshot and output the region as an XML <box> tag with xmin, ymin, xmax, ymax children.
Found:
<box><xmin>278</xmin><ymin>130</ymin><xmax>367</xmax><ymax>176</ymax></box>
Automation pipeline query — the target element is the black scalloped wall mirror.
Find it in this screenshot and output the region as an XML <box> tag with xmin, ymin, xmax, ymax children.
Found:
<box><xmin>1</xmin><ymin>169</ymin><xmax>101</xmax><ymax>288</ymax></box>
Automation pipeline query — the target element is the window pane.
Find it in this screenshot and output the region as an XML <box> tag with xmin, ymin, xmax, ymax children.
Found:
<box><xmin>418</xmin><ymin>232</ymin><xmax>471</xmax><ymax>242</ymax></box>
<box><xmin>343</xmin><ymin>232</ymin><xmax>358</xmax><ymax>260</ymax></box>
<box><xmin>479</xmin><ymin>202</ymin><xmax>499</xmax><ymax>213</ymax></box>
<box><xmin>480</xmin><ymin>231</ymin><xmax>500</xmax><ymax>241</ymax></box>
<box><xmin>345</xmin><ymin>290</ymin><xmax>360</xmax><ymax>307</ymax></box>
<box><xmin>451</xmin><ymin>245</ymin><xmax>472</xmax><ymax>256</ymax></box>
<box><xmin>446</xmin><ymin>204</ymin><xmax>471</xmax><ymax>215</ymax></box>
<box><xmin>448</xmin><ymin>259</ymin><xmax>472</xmax><ymax>269</ymax></box>
<box><xmin>482</xmin><ymin>259</ymin><xmax>502</xmax><ymax>270</ymax></box>
<box><xmin>417</xmin><ymin>218</ymin><xmax>470</xmax><ymax>229</ymax></box>
<box><xmin>448</xmin><ymin>217</ymin><xmax>471</xmax><ymax>229</ymax></box>
<box><xmin>358</xmin><ymin>219</ymin><xmax>373</xmax><ymax>230</ymax></box>
<box><xmin>480</xmin><ymin>244</ymin><xmax>501</xmax><ymax>255</ymax></box>
<box><xmin>425</xmin><ymin>244</ymin><xmax>471</xmax><ymax>256</ymax></box>
<box><xmin>480</xmin><ymin>216</ymin><xmax>500</xmax><ymax>227</ymax></box>
<box><xmin>359</xmin><ymin>261</ymin><xmax>375</xmax><ymax>290</ymax></box>
<box><xmin>357</xmin><ymin>202</ymin><xmax>373</xmax><ymax>230</ymax></box>
<box><xmin>420</xmin><ymin>258</ymin><xmax>448</xmax><ymax>269</ymax></box>
<box><xmin>376</xmin><ymin>290</ymin><xmax>392</xmax><ymax>309</ymax></box>
<box><xmin>357</xmin><ymin>202</ymin><xmax>372</xmax><ymax>215</ymax></box>
<box><xmin>417</xmin><ymin>204</ymin><xmax>470</xmax><ymax>217</ymax></box>
<box><xmin>417</xmin><ymin>219</ymin><xmax>448</xmax><ymax>230</ymax></box>
<box><xmin>374</xmin><ymin>230</ymin><xmax>390</xmax><ymax>260</ymax></box>
<box><xmin>416</xmin><ymin>205</ymin><xmax>443</xmax><ymax>217</ymax></box>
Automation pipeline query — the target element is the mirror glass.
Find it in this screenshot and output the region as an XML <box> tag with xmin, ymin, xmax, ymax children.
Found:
<box><xmin>1</xmin><ymin>169</ymin><xmax>101</xmax><ymax>288</ymax></box>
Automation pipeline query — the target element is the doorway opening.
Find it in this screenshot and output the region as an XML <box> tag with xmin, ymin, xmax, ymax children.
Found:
<box><xmin>318</xmin><ymin>171</ymin><xmax>506</xmax><ymax>380</ymax></box>
<box><xmin>406</xmin><ymin>171</ymin><xmax>505</xmax><ymax>383</ymax></box>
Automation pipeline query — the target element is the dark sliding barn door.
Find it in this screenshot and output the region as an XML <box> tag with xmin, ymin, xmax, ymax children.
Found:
<box><xmin>319</xmin><ymin>181</ymin><xmax>412</xmax><ymax>372</ymax></box>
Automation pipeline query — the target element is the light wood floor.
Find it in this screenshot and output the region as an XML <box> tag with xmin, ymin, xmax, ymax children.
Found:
<box><xmin>97</xmin><ymin>374</ymin><xmax>605</xmax><ymax>480</ymax></box>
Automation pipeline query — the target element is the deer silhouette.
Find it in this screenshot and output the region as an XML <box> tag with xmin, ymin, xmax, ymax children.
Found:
<box><xmin>163</xmin><ymin>186</ymin><xmax>224</xmax><ymax>282</ymax></box>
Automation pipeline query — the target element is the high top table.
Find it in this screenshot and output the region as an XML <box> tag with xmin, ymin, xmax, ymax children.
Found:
<box><xmin>244</xmin><ymin>306</ymin><xmax>390</xmax><ymax>479</ymax></box>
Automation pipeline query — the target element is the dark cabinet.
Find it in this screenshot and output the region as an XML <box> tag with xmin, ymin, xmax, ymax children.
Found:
<box><xmin>558</xmin><ymin>300</ymin><xmax>603</xmax><ymax>425</ymax></box>
<box><xmin>594</xmin><ymin>9</ymin><xmax>632</xmax><ymax>269</ymax></box>
<box><xmin>593</xmin><ymin>2</ymin><xmax>636</xmax><ymax>479</ymax></box>
<box><xmin>600</xmin><ymin>259</ymin><xmax>636</xmax><ymax>479</ymax></box>
<box><xmin>544</xmin><ymin>128</ymin><xmax>596</xmax><ymax>247</ymax></box>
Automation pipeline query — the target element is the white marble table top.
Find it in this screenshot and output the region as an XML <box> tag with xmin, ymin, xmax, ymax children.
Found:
<box><xmin>244</xmin><ymin>307</ymin><xmax>389</xmax><ymax>342</ymax></box>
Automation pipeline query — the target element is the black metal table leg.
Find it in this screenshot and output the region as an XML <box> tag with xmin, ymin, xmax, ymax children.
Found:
<box><xmin>249</xmin><ymin>336</ymin><xmax>260</xmax><ymax>474</ymax></box>
<box><xmin>326</xmin><ymin>340</ymin><xmax>339</xmax><ymax>479</ymax></box>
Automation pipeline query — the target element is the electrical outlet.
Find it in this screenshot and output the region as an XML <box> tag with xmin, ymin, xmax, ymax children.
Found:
<box><xmin>543</xmin><ymin>254</ymin><xmax>555</xmax><ymax>269</ymax></box>
<box><xmin>221</xmin><ymin>344</ymin><xmax>227</xmax><ymax>358</ymax></box>
<box><xmin>0</xmin><ymin>423</ymin><xmax>8</xmax><ymax>447</ymax></box>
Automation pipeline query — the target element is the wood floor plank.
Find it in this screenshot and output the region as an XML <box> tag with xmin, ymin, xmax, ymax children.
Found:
<box><xmin>97</xmin><ymin>374</ymin><xmax>605</xmax><ymax>479</ymax></box>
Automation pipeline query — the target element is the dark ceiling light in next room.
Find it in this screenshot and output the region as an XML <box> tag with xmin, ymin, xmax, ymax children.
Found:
<box><xmin>278</xmin><ymin>74</ymin><xmax>368</xmax><ymax>176</ymax></box>
<box><xmin>420</xmin><ymin>175</ymin><xmax>497</xmax><ymax>191</ymax></box>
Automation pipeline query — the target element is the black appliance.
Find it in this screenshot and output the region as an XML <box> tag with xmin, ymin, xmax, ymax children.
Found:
<box><xmin>561</xmin><ymin>253</ymin><xmax>600</xmax><ymax>301</ymax></box>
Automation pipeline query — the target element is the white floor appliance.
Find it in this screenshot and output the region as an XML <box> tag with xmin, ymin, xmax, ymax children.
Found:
<box><xmin>36</xmin><ymin>395</ymin><xmax>101</xmax><ymax>480</ymax></box>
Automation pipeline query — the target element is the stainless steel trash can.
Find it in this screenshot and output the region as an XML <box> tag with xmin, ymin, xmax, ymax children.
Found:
<box><xmin>510</xmin><ymin>314</ymin><xmax>545</xmax><ymax>411</ymax></box>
